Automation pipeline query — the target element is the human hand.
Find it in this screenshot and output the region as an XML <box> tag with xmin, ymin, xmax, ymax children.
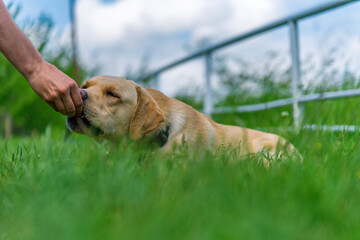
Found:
<box><xmin>26</xmin><ymin>59</ymin><xmax>83</xmax><ymax>117</ymax></box>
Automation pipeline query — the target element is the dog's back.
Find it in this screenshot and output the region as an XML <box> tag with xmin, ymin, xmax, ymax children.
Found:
<box><xmin>147</xmin><ymin>88</ymin><xmax>301</xmax><ymax>161</ymax></box>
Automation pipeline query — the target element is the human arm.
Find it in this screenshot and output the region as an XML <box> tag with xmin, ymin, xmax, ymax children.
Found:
<box><xmin>0</xmin><ymin>0</ymin><xmax>82</xmax><ymax>116</ymax></box>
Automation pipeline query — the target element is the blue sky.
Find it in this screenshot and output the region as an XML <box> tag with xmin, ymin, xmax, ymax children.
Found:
<box><xmin>4</xmin><ymin>0</ymin><xmax>360</xmax><ymax>96</ymax></box>
<box><xmin>7</xmin><ymin>0</ymin><xmax>353</xmax><ymax>35</ymax></box>
<box><xmin>4</xmin><ymin>0</ymin><xmax>70</xmax><ymax>30</ymax></box>
<box><xmin>3</xmin><ymin>0</ymin><xmax>118</xmax><ymax>30</ymax></box>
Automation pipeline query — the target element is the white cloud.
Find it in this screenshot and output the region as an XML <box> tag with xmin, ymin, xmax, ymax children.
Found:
<box><xmin>75</xmin><ymin>0</ymin><xmax>284</xmax><ymax>78</ymax></box>
<box><xmin>77</xmin><ymin>0</ymin><xmax>219</xmax><ymax>49</ymax></box>
<box><xmin>73</xmin><ymin>0</ymin><xmax>360</xmax><ymax>96</ymax></box>
<box><xmin>191</xmin><ymin>0</ymin><xmax>285</xmax><ymax>42</ymax></box>
<box><xmin>76</xmin><ymin>0</ymin><xmax>283</xmax><ymax>48</ymax></box>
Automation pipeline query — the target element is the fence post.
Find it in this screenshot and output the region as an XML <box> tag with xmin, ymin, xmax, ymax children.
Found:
<box><xmin>204</xmin><ymin>52</ymin><xmax>214</xmax><ymax>116</ymax></box>
<box><xmin>70</xmin><ymin>0</ymin><xmax>81</xmax><ymax>85</ymax></box>
<box><xmin>154</xmin><ymin>73</ymin><xmax>160</xmax><ymax>90</ymax></box>
<box><xmin>289</xmin><ymin>20</ymin><xmax>303</xmax><ymax>131</ymax></box>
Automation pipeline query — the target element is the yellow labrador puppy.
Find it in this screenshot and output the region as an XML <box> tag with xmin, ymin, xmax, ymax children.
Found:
<box><xmin>67</xmin><ymin>75</ymin><xmax>300</xmax><ymax>159</ymax></box>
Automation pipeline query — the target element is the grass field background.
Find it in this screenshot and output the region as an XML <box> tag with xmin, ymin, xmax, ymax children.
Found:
<box><xmin>1</xmin><ymin>97</ymin><xmax>360</xmax><ymax>240</ymax></box>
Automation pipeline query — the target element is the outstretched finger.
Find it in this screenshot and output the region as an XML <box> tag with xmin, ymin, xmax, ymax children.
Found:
<box><xmin>70</xmin><ymin>86</ymin><xmax>83</xmax><ymax>116</ymax></box>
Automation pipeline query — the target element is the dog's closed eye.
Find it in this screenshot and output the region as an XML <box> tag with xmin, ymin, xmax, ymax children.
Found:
<box><xmin>106</xmin><ymin>91</ymin><xmax>121</xmax><ymax>100</ymax></box>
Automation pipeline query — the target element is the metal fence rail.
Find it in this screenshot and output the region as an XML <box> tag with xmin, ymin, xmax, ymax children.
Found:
<box><xmin>213</xmin><ymin>88</ymin><xmax>360</xmax><ymax>114</ymax></box>
<box><xmin>142</xmin><ymin>0</ymin><xmax>358</xmax><ymax>131</ymax></box>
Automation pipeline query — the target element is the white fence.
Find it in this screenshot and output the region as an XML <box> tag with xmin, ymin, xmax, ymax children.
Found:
<box><xmin>142</xmin><ymin>0</ymin><xmax>358</xmax><ymax>131</ymax></box>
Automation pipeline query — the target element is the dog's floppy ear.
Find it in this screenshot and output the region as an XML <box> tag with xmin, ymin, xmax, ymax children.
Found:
<box><xmin>129</xmin><ymin>86</ymin><xmax>164</xmax><ymax>140</ymax></box>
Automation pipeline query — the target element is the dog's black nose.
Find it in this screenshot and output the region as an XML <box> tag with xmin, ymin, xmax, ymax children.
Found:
<box><xmin>80</xmin><ymin>90</ymin><xmax>88</xmax><ymax>100</ymax></box>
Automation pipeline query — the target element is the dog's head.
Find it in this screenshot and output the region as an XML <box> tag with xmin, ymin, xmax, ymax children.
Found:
<box><xmin>67</xmin><ymin>76</ymin><xmax>164</xmax><ymax>141</ymax></box>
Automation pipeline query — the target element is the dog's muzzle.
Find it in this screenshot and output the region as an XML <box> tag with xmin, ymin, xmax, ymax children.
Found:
<box><xmin>66</xmin><ymin>114</ymin><xmax>104</xmax><ymax>136</ymax></box>
<box><xmin>66</xmin><ymin>115</ymin><xmax>91</xmax><ymax>132</ymax></box>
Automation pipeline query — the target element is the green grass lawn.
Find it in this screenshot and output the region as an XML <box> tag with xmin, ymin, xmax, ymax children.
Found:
<box><xmin>0</xmin><ymin>123</ymin><xmax>360</xmax><ymax>240</ymax></box>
